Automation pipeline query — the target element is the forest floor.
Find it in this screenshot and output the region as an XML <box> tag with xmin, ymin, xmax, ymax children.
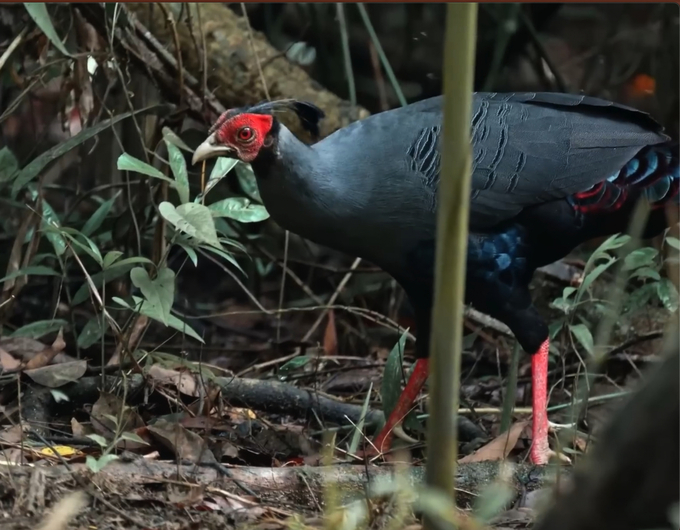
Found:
<box><xmin>0</xmin><ymin>254</ymin><xmax>670</xmax><ymax>530</ymax></box>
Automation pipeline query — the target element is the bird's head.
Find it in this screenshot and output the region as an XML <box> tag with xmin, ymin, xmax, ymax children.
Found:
<box><xmin>192</xmin><ymin>100</ymin><xmax>325</xmax><ymax>166</ymax></box>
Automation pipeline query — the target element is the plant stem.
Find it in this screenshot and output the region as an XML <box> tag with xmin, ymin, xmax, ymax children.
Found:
<box><xmin>424</xmin><ymin>1</ymin><xmax>478</xmax><ymax>519</ymax></box>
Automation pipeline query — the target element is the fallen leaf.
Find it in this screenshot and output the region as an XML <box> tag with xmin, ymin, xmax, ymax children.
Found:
<box><xmin>148</xmin><ymin>364</ymin><xmax>199</xmax><ymax>397</ymax></box>
<box><xmin>90</xmin><ymin>392</ymin><xmax>145</xmax><ymax>441</ymax></box>
<box><xmin>24</xmin><ymin>328</ymin><xmax>67</xmax><ymax>370</ymax></box>
<box><xmin>323</xmin><ymin>310</ymin><xmax>337</xmax><ymax>356</ymax></box>
<box><xmin>0</xmin><ymin>347</ymin><xmax>20</xmax><ymax>370</ymax></box>
<box><xmin>25</xmin><ymin>360</ymin><xmax>87</xmax><ymax>388</ymax></box>
<box><xmin>459</xmin><ymin>421</ymin><xmax>528</xmax><ymax>463</ymax></box>
<box><xmin>147</xmin><ymin>419</ymin><xmax>217</xmax><ymax>464</ymax></box>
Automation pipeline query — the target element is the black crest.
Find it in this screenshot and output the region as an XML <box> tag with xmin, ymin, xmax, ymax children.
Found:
<box><xmin>213</xmin><ymin>99</ymin><xmax>325</xmax><ymax>138</ymax></box>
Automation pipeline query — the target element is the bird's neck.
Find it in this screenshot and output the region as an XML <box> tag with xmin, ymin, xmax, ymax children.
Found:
<box><xmin>250</xmin><ymin>125</ymin><xmax>345</xmax><ymax>241</ymax></box>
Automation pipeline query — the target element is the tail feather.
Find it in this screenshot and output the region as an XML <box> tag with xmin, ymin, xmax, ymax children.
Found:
<box><xmin>572</xmin><ymin>142</ymin><xmax>679</xmax><ymax>213</ymax></box>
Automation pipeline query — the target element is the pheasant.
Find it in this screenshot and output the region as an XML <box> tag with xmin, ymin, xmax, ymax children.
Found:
<box><xmin>192</xmin><ymin>93</ymin><xmax>679</xmax><ymax>464</ymax></box>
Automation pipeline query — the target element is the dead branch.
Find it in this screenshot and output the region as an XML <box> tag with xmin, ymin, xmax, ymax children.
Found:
<box><xmin>0</xmin><ymin>459</ymin><xmax>562</xmax><ymax>508</ymax></box>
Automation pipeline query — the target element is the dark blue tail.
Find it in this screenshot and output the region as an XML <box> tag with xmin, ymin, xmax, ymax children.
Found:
<box><xmin>571</xmin><ymin>142</ymin><xmax>679</xmax><ymax>214</ymax></box>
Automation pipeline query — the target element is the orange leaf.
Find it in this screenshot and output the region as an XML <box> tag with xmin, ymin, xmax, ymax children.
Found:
<box><xmin>459</xmin><ymin>420</ymin><xmax>528</xmax><ymax>463</ymax></box>
<box><xmin>323</xmin><ymin>310</ymin><xmax>338</xmax><ymax>356</ymax></box>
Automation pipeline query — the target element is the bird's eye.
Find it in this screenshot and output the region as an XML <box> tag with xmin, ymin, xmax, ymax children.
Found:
<box><xmin>237</xmin><ymin>127</ymin><xmax>254</xmax><ymax>142</ymax></box>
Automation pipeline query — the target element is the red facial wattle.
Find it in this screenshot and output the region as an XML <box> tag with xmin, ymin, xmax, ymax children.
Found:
<box><xmin>216</xmin><ymin>113</ymin><xmax>274</xmax><ymax>162</ymax></box>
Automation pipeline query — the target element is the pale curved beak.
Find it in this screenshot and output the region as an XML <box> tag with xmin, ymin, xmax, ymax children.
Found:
<box><xmin>191</xmin><ymin>133</ymin><xmax>236</xmax><ymax>165</ymax></box>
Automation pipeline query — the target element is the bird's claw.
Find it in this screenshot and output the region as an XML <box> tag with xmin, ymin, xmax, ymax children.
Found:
<box><xmin>392</xmin><ymin>423</ymin><xmax>419</xmax><ymax>445</ymax></box>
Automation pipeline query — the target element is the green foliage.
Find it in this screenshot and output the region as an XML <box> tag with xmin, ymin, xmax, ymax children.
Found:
<box><xmin>551</xmin><ymin>231</ymin><xmax>679</xmax><ymax>357</ymax></box>
<box><xmin>23</xmin><ymin>4</ymin><xmax>73</xmax><ymax>57</ymax></box>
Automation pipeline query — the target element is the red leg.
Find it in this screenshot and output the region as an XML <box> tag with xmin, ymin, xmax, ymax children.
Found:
<box><xmin>529</xmin><ymin>338</ymin><xmax>550</xmax><ymax>464</ymax></box>
<box><xmin>372</xmin><ymin>358</ymin><xmax>429</xmax><ymax>454</ymax></box>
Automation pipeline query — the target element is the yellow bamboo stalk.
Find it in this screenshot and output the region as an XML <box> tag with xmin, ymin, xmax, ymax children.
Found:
<box><xmin>424</xmin><ymin>0</ymin><xmax>478</xmax><ymax>510</ymax></box>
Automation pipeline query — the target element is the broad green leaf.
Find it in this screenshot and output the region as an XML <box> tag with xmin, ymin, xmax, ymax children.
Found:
<box><xmin>199</xmin><ymin>157</ymin><xmax>239</xmax><ymax>199</ymax></box>
<box><xmin>656</xmin><ymin>278</ymin><xmax>679</xmax><ymax>312</ymax></box>
<box><xmin>159</xmin><ymin>202</ymin><xmax>220</xmax><ymax>247</ymax></box>
<box><xmin>235</xmin><ymin>162</ymin><xmax>263</xmax><ymax>202</ymax></box>
<box><xmin>209</xmin><ymin>197</ymin><xmax>269</xmax><ymax>223</ymax></box>
<box><xmin>630</xmin><ymin>267</ymin><xmax>661</xmax><ymax>281</ymax></box>
<box><xmin>579</xmin><ymin>258</ymin><xmax>616</xmax><ymax>295</ymax></box>
<box><xmin>162</xmin><ymin>127</ymin><xmax>193</xmax><ymax>152</ymax></box>
<box><xmin>86</xmin><ymin>434</ymin><xmax>109</xmax><ymax>447</ymax></box>
<box><xmin>550</xmin><ymin>297</ymin><xmax>572</xmax><ymax>314</ymax></box>
<box><xmin>0</xmin><ymin>146</ymin><xmax>18</xmax><ymax>182</ymax></box>
<box><xmin>77</xmin><ymin>316</ymin><xmax>108</xmax><ymax>349</ymax></box>
<box><xmin>72</xmin><ymin>261</ymin><xmax>138</xmax><ymax>305</ymax></box>
<box><xmin>666</xmin><ymin>236</ymin><xmax>680</xmax><ymax>251</ymax></box>
<box><xmin>103</xmin><ymin>250</ymin><xmax>124</xmax><ymax>269</ymax></box>
<box><xmin>82</xmin><ymin>191</ymin><xmax>121</xmax><ymax>237</ymax></box>
<box><xmin>591</xmin><ymin>233</ymin><xmax>631</xmax><ymax>260</ymax></box>
<box><xmin>114</xmin><ymin>296</ymin><xmax>204</xmax><ymax>343</ymax></box>
<box><xmin>117</xmin><ymin>153</ymin><xmax>172</xmax><ymax>183</ymax></box>
<box><xmin>24</xmin><ymin>4</ymin><xmax>72</xmax><ymax>57</ymax></box>
<box><xmin>13</xmin><ymin>107</ymin><xmax>158</xmax><ymax>197</ymax></box>
<box><xmin>200</xmin><ymin>244</ymin><xmax>244</xmax><ymax>275</ymax></box>
<box><xmin>0</xmin><ymin>266</ymin><xmax>60</xmax><ymax>284</ymax></box>
<box><xmin>380</xmin><ymin>329</ymin><xmax>414</xmax><ymax>427</ymax></box>
<box><xmin>31</xmin><ymin>191</ymin><xmax>66</xmax><ymax>256</ymax></box>
<box><xmin>130</xmin><ymin>267</ymin><xmax>175</xmax><ymax>326</ymax></box>
<box><xmin>165</xmin><ymin>141</ymin><xmax>190</xmax><ymax>204</ymax></box>
<box><xmin>86</xmin><ymin>454</ymin><xmax>118</xmax><ymax>473</ymax></box>
<box><xmin>562</xmin><ymin>286</ymin><xmax>577</xmax><ymax>299</ymax></box>
<box><xmin>119</xmin><ymin>431</ymin><xmax>149</xmax><ymax>445</ymax></box>
<box><xmin>66</xmin><ymin>233</ymin><xmax>102</xmax><ymax>266</ymax></box>
<box><xmin>570</xmin><ymin>323</ymin><xmax>594</xmax><ymax>356</ymax></box>
<box><xmin>179</xmin><ymin>244</ymin><xmax>198</xmax><ymax>267</ymax></box>
<box><xmin>10</xmin><ymin>319</ymin><xmax>68</xmax><ymax>339</ymax></box>
<box><xmin>279</xmin><ymin>355</ymin><xmax>312</xmax><ymax>377</ymax></box>
<box><xmin>623</xmin><ymin>247</ymin><xmax>658</xmax><ymax>271</ymax></box>
<box><xmin>625</xmin><ymin>284</ymin><xmax>657</xmax><ymax>313</ymax></box>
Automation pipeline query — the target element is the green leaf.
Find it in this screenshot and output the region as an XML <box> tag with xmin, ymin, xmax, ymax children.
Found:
<box><xmin>209</xmin><ymin>197</ymin><xmax>270</xmax><ymax>223</ymax></box>
<box><xmin>86</xmin><ymin>434</ymin><xmax>109</xmax><ymax>447</ymax></box>
<box><xmin>666</xmin><ymin>236</ymin><xmax>680</xmax><ymax>251</ymax></box>
<box><xmin>10</xmin><ymin>319</ymin><xmax>68</xmax><ymax>339</ymax></box>
<box><xmin>24</xmin><ymin>4</ymin><xmax>72</xmax><ymax>57</ymax></box>
<box><xmin>348</xmin><ymin>382</ymin><xmax>373</xmax><ymax>455</ymax></box>
<box><xmin>86</xmin><ymin>454</ymin><xmax>118</xmax><ymax>473</ymax></box>
<box><xmin>562</xmin><ymin>286</ymin><xmax>577</xmax><ymax>299</ymax></box>
<box><xmin>114</xmin><ymin>296</ymin><xmax>204</xmax><ymax>343</ymax></box>
<box><xmin>117</xmin><ymin>153</ymin><xmax>172</xmax><ymax>183</ymax></box>
<box><xmin>72</xmin><ymin>261</ymin><xmax>137</xmax><ymax>305</ymax></box>
<box><xmin>66</xmin><ymin>232</ymin><xmax>102</xmax><ymax>266</ymax></box>
<box><xmin>0</xmin><ymin>265</ymin><xmax>60</xmax><ymax>284</ymax></box>
<box><xmin>13</xmin><ymin>107</ymin><xmax>158</xmax><ymax>197</ymax></box>
<box><xmin>279</xmin><ymin>355</ymin><xmax>312</xmax><ymax>377</ymax></box>
<box><xmin>570</xmin><ymin>323</ymin><xmax>594</xmax><ymax>356</ymax></box>
<box><xmin>623</xmin><ymin>247</ymin><xmax>658</xmax><ymax>271</ymax></box>
<box><xmin>165</xmin><ymin>140</ymin><xmax>190</xmax><ymax>204</ymax></box>
<box><xmin>77</xmin><ymin>317</ymin><xmax>108</xmax><ymax>349</ymax></box>
<box><xmin>103</xmin><ymin>251</ymin><xmax>124</xmax><ymax>269</ymax></box>
<box><xmin>119</xmin><ymin>431</ymin><xmax>149</xmax><ymax>445</ymax></box>
<box><xmin>381</xmin><ymin>329</ymin><xmax>410</xmax><ymax>423</ymax></box>
<box><xmin>580</xmin><ymin>258</ymin><xmax>616</xmax><ymax>295</ymax></box>
<box><xmin>631</xmin><ymin>267</ymin><xmax>661</xmax><ymax>281</ymax></box>
<box><xmin>0</xmin><ymin>146</ymin><xmax>19</xmax><ymax>183</ymax></box>
<box><xmin>31</xmin><ymin>191</ymin><xmax>66</xmax><ymax>256</ymax></box>
<box><xmin>178</xmin><ymin>244</ymin><xmax>198</xmax><ymax>267</ymax></box>
<box><xmin>235</xmin><ymin>162</ymin><xmax>262</xmax><ymax>202</ymax></box>
<box><xmin>625</xmin><ymin>284</ymin><xmax>657</xmax><ymax>313</ymax></box>
<box><xmin>592</xmin><ymin>233</ymin><xmax>631</xmax><ymax>259</ymax></box>
<box><xmin>162</xmin><ymin>127</ymin><xmax>193</xmax><ymax>152</ymax></box>
<box><xmin>198</xmin><ymin>157</ymin><xmax>239</xmax><ymax>200</ymax></box>
<box><xmin>550</xmin><ymin>297</ymin><xmax>572</xmax><ymax>314</ymax></box>
<box><xmin>159</xmin><ymin>202</ymin><xmax>221</xmax><ymax>247</ymax></box>
<box><xmin>130</xmin><ymin>267</ymin><xmax>175</xmax><ymax>326</ymax></box>
<box><xmin>82</xmin><ymin>191</ymin><xmax>120</xmax><ymax>237</ymax></box>
<box><xmin>200</xmin><ymin>244</ymin><xmax>244</xmax><ymax>275</ymax></box>
<box><xmin>656</xmin><ymin>278</ymin><xmax>679</xmax><ymax>312</ymax></box>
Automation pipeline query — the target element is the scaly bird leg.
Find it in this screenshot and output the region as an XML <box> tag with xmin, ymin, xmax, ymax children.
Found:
<box><xmin>372</xmin><ymin>358</ymin><xmax>429</xmax><ymax>454</ymax></box>
<box><xmin>530</xmin><ymin>338</ymin><xmax>551</xmax><ymax>464</ymax></box>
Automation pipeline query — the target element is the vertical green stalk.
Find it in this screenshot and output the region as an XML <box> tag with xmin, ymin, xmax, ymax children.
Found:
<box><xmin>336</xmin><ymin>3</ymin><xmax>356</xmax><ymax>106</ymax></box>
<box><xmin>424</xmin><ymin>1</ymin><xmax>478</xmax><ymax>517</ymax></box>
<box><xmin>356</xmin><ymin>4</ymin><xmax>407</xmax><ymax>107</ymax></box>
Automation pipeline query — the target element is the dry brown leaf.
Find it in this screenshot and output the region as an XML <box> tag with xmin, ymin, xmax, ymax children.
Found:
<box><xmin>147</xmin><ymin>419</ymin><xmax>217</xmax><ymax>464</ymax></box>
<box><xmin>148</xmin><ymin>364</ymin><xmax>199</xmax><ymax>397</ymax></box>
<box><xmin>90</xmin><ymin>392</ymin><xmax>145</xmax><ymax>439</ymax></box>
<box><xmin>323</xmin><ymin>310</ymin><xmax>338</xmax><ymax>356</ymax></box>
<box><xmin>0</xmin><ymin>347</ymin><xmax>21</xmax><ymax>370</ymax></box>
<box><xmin>24</xmin><ymin>329</ymin><xmax>66</xmax><ymax>371</ymax></box>
<box><xmin>459</xmin><ymin>420</ymin><xmax>528</xmax><ymax>463</ymax></box>
<box><xmin>25</xmin><ymin>360</ymin><xmax>87</xmax><ymax>388</ymax></box>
